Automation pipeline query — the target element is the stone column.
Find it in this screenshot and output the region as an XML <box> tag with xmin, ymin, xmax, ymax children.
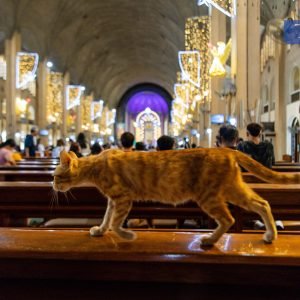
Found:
<box><xmin>234</xmin><ymin>0</ymin><xmax>248</xmax><ymax>132</ymax></box>
<box><xmin>233</xmin><ymin>0</ymin><xmax>260</xmax><ymax>135</ymax></box>
<box><xmin>36</xmin><ymin>59</ymin><xmax>48</xmax><ymax>130</ymax></box>
<box><xmin>247</xmin><ymin>0</ymin><xmax>261</xmax><ymax>122</ymax></box>
<box><xmin>5</xmin><ymin>31</ymin><xmax>21</xmax><ymax>138</ymax></box>
<box><xmin>210</xmin><ymin>7</ymin><xmax>227</xmax><ymax>142</ymax></box>
<box><xmin>274</xmin><ymin>43</ymin><xmax>286</xmax><ymax>160</ymax></box>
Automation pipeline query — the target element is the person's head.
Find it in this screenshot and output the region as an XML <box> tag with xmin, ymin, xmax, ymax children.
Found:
<box><xmin>120</xmin><ymin>132</ymin><xmax>135</xmax><ymax>150</ymax></box>
<box><xmin>135</xmin><ymin>142</ymin><xmax>146</xmax><ymax>151</ymax></box>
<box><xmin>57</xmin><ymin>139</ymin><xmax>65</xmax><ymax>147</ymax></box>
<box><xmin>76</xmin><ymin>132</ymin><xmax>87</xmax><ymax>148</ymax></box>
<box><xmin>157</xmin><ymin>135</ymin><xmax>175</xmax><ymax>151</ymax></box>
<box><xmin>246</xmin><ymin>123</ymin><xmax>263</xmax><ymax>140</ymax></box>
<box><xmin>0</xmin><ymin>139</ymin><xmax>16</xmax><ymax>150</ymax></box>
<box><xmin>31</xmin><ymin>127</ymin><xmax>38</xmax><ymax>136</ymax></box>
<box><xmin>69</xmin><ymin>142</ymin><xmax>81</xmax><ymax>154</ymax></box>
<box><xmin>216</xmin><ymin>124</ymin><xmax>239</xmax><ymax>148</ymax></box>
<box><xmin>90</xmin><ymin>142</ymin><xmax>102</xmax><ymax>155</ymax></box>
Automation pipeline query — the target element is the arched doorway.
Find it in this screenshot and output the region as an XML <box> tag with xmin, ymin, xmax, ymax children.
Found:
<box><xmin>291</xmin><ymin>117</ymin><xmax>300</xmax><ymax>162</ymax></box>
<box><xmin>117</xmin><ymin>84</ymin><xmax>172</xmax><ymax>146</ymax></box>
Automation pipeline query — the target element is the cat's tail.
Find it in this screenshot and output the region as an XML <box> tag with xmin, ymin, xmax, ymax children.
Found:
<box><xmin>234</xmin><ymin>150</ymin><xmax>300</xmax><ymax>184</ymax></box>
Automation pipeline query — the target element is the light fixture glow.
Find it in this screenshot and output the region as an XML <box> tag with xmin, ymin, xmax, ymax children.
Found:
<box><xmin>178</xmin><ymin>51</ymin><xmax>201</xmax><ymax>87</ymax></box>
<box><xmin>46</xmin><ymin>61</ymin><xmax>53</xmax><ymax>68</ymax></box>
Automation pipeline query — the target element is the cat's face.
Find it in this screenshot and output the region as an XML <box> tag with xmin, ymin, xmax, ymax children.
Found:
<box><xmin>53</xmin><ymin>151</ymin><xmax>79</xmax><ymax>192</ymax></box>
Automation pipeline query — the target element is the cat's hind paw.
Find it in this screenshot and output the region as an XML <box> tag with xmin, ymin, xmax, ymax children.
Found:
<box><xmin>115</xmin><ymin>229</ymin><xmax>137</xmax><ymax>241</ymax></box>
<box><xmin>200</xmin><ymin>235</ymin><xmax>216</xmax><ymax>246</ymax></box>
<box><xmin>263</xmin><ymin>231</ymin><xmax>276</xmax><ymax>244</ymax></box>
<box><xmin>90</xmin><ymin>226</ymin><xmax>106</xmax><ymax>237</ymax></box>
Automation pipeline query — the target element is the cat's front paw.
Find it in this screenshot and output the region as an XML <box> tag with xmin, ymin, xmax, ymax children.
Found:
<box><xmin>200</xmin><ymin>235</ymin><xmax>216</xmax><ymax>246</ymax></box>
<box><xmin>90</xmin><ymin>226</ymin><xmax>106</xmax><ymax>237</ymax></box>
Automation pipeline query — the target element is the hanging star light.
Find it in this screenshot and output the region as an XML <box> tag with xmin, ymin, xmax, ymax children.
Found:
<box><xmin>16</xmin><ymin>52</ymin><xmax>39</xmax><ymax>89</ymax></box>
<box><xmin>66</xmin><ymin>85</ymin><xmax>84</xmax><ymax>110</ymax></box>
<box><xmin>197</xmin><ymin>0</ymin><xmax>236</xmax><ymax>18</ymax></box>
<box><xmin>178</xmin><ymin>51</ymin><xmax>201</xmax><ymax>88</ymax></box>
<box><xmin>91</xmin><ymin>100</ymin><xmax>104</xmax><ymax>121</ymax></box>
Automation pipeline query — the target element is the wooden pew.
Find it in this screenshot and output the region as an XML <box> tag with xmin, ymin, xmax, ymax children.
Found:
<box><xmin>0</xmin><ymin>182</ymin><xmax>299</xmax><ymax>231</ymax></box>
<box><xmin>0</xmin><ymin>228</ymin><xmax>299</xmax><ymax>299</ymax></box>
<box><xmin>0</xmin><ymin>170</ymin><xmax>53</xmax><ymax>182</ymax></box>
<box><xmin>0</xmin><ymin>165</ymin><xmax>56</xmax><ymax>171</ymax></box>
<box><xmin>17</xmin><ymin>160</ymin><xmax>59</xmax><ymax>166</ymax></box>
<box><xmin>0</xmin><ymin>170</ymin><xmax>265</xmax><ymax>183</ymax></box>
<box><xmin>272</xmin><ymin>165</ymin><xmax>300</xmax><ymax>172</ymax></box>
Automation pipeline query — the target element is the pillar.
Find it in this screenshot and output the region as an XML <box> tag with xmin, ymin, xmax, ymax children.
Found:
<box><xmin>37</xmin><ymin>59</ymin><xmax>48</xmax><ymax>130</ymax></box>
<box><xmin>5</xmin><ymin>31</ymin><xmax>21</xmax><ymax>138</ymax></box>
<box><xmin>62</xmin><ymin>72</ymin><xmax>70</xmax><ymax>139</ymax></box>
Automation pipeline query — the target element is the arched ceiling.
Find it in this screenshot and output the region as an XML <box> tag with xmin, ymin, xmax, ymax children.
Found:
<box><xmin>0</xmin><ymin>0</ymin><xmax>206</xmax><ymax>107</ymax></box>
<box><xmin>0</xmin><ymin>0</ymin><xmax>294</xmax><ymax>107</ymax></box>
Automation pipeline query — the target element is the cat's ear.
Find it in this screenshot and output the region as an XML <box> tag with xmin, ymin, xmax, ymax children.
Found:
<box><xmin>69</xmin><ymin>151</ymin><xmax>79</xmax><ymax>169</ymax></box>
<box><xmin>69</xmin><ymin>151</ymin><xmax>78</xmax><ymax>160</ymax></box>
<box><xmin>60</xmin><ymin>150</ymin><xmax>72</xmax><ymax>167</ymax></box>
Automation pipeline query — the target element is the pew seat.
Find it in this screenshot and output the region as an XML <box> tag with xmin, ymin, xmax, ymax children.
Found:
<box><xmin>2</xmin><ymin>228</ymin><xmax>300</xmax><ymax>299</ymax></box>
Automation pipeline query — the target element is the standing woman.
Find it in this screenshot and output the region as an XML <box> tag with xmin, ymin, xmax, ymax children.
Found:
<box><xmin>0</xmin><ymin>139</ymin><xmax>17</xmax><ymax>165</ymax></box>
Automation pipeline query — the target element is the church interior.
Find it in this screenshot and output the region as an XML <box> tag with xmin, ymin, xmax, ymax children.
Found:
<box><xmin>0</xmin><ymin>0</ymin><xmax>300</xmax><ymax>299</ymax></box>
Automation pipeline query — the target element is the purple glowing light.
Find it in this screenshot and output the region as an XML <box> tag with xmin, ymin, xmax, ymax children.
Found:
<box><xmin>126</xmin><ymin>91</ymin><xmax>169</xmax><ymax>116</ymax></box>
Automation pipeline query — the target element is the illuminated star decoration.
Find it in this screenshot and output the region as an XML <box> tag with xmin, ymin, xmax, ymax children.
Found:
<box><xmin>66</xmin><ymin>85</ymin><xmax>84</xmax><ymax>110</ymax></box>
<box><xmin>16</xmin><ymin>52</ymin><xmax>39</xmax><ymax>89</ymax></box>
<box><xmin>197</xmin><ymin>0</ymin><xmax>236</xmax><ymax>18</ymax></box>
<box><xmin>178</xmin><ymin>51</ymin><xmax>201</xmax><ymax>88</ymax></box>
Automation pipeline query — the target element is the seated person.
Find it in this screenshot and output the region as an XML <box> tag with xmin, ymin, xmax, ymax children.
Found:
<box><xmin>69</xmin><ymin>142</ymin><xmax>83</xmax><ymax>158</ymax></box>
<box><xmin>215</xmin><ymin>124</ymin><xmax>239</xmax><ymax>149</ymax></box>
<box><xmin>90</xmin><ymin>142</ymin><xmax>102</xmax><ymax>155</ymax></box>
<box><xmin>52</xmin><ymin>139</ymin><xmax>66</xmax><ymax>158</ymax></box>
<box><xmin>135</xmin><ymin>142</ymin><xmax>146</xmax><ymax>151</ymax></box>
<box><xmin>237</xmin><ymin>123</ymin><xmax>275</xmax><ymax>169</ymax></box>
<box><xmin>0</xmin><ymin>139</ymin><xmax>17</xmax><ymax>165</ymax></box>
<box><xmin>120</xmin><ymin>132</ymin><xmax>135</xmax><ymax>152</ymax></box>
<box><xmin>157</xmin><ymin>135</ymin><xmax>175</xmax><ymax>151</ymax></box>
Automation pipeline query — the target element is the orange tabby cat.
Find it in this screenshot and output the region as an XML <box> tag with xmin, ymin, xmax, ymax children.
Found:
<box><xmin>53</xmin><ymin>148</ymin><xmax>300</xmax><ymax>245</ymax></box>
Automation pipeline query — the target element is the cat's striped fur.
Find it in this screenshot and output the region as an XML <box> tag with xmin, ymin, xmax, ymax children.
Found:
<box><xmin>53</xmin><ymin>148</ymin><xmax>300</xmax><ymax>245</ymax></box>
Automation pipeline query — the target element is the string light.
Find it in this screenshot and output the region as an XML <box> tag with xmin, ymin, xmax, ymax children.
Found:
<box><xmin>46</xmin><ymin>71</ymin><xmax>63</xmax><ymax>124</ymax></box>
<box><xmin>91</xmin><ymin>100</ymin><xmax>104</xmax><ymax>121</ymax></box>
<box><xmin>178</xmin><ymin>51</ymin><xmax>200</xmax><ymax>87</ymax></box>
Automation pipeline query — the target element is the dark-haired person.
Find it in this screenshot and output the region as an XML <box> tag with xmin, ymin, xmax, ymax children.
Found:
<box><xmin>157</xmin><ymin>135</ymin><xmax>175</xmax><ymax>151</ymax></box>
<box><xmin>237</xmin><ymin>123</ymin><xmax>275</xmax><ymax>168</ymax></box>
<box><xmin>24</xmin><ymin>127</ymin><xmax>38</xmax><ymax>157</ymax></box>
<box><xmin>0</xmin><ymin>139</ymin><xmax>17</xmax><ymax>165</ymax></box>
<box><xmin>90</xmin><ymin>142</ymin><xmax>103</xmax><ymax>155</ymax></box>
<box><xmin>215</xmin><ymin>124</ymin><xmax>239</xmax><ymax>149</ymax></box>
<box><xmin>237</xmin><ymin>123</ymin><xmax>282</xmax><ymax>230</ymax></box>
<box><xmin>135</xmin><ymin>141</ymin><xmax>146</xmax><ymax>151</ymax></box>
<box><xmin>120</xmin><ymin>132</ymin><xmax>135</xmax><ymax>152</ymax></box>
<box><xmin>76</xmin><ymin>132</ymin><xmax>89</xmax><ymax>156</ymax></box>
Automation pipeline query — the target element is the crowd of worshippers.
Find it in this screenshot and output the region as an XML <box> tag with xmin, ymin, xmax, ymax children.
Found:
<box><xmin>0</xmin><ymin>123</ymin><xmax>275</xmax><ymax>170</ymax></box>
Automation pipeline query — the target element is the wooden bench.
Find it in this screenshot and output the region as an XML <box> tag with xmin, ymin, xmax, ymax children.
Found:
<box><xmin>0</xmin><ymin>170</ymin><xmax>263</xmax><ymax>183</ymax></box>
<box><xmin>0</xmin><ymin>182</ymin><xmax>299</xmax><ymax>231</ymax></box>
<box><xmin>272</xmin><ymin>165</ymin><xmax>300</xmax><ymax>172</ymax></box>
<box><xmin>0</xmin><ymin>170</ymin><xmax>53</xmax><ymax>182</ymax></box>
<box><xmin>0</xmin><ymin>228</ymin><xmax>299</xmax><ymax>299</ymax></box>
<box><xmin>0</xmin><ymin>165</ymin><xmax>56</xmax><ymax>171</ymax></box>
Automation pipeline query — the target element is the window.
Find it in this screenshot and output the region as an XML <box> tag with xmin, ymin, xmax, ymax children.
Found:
<box><xmin>270</xmin><ymin>79</ymin><xmax>275</xmax><ymax>111</ymax></box>
<box><xmin>291</xmin><ymin>67</ymin><xmax>300</xmax><ymax>103</ymax></box>
<box><xmin>262</xmin><ymin>85</ymin><xmax>269</xmax><ymax>113</ymax></box>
